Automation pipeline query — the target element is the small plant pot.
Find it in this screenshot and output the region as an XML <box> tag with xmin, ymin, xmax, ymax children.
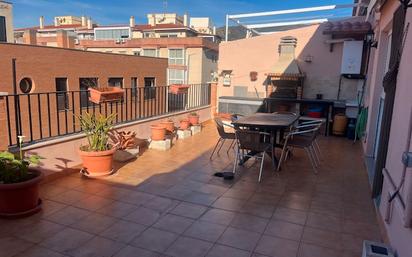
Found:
<box><xmin>0</xmin><ymin>168</ymin><xmax>43</xmax><ymax>218</ymax></box>
<box><xmin>180</xmin><ymin>119</ymin><xmax>191</xmax><ymax>130</ymax></box>
<box><xmin>78</xmin><ymin>147</ymin><xmax>116</xmax><ymax>177</ymax></box>
<box><xmin>188</xmin><ymin>114</ymin><xmax>200</xmax><ymax>125</ymax></box>
<box><xmin>151</xmin><ymin>125</ymin><xmax>166</xmax><ymax>141</ymax></box>
<box><xmin>160</xmin><ymin>120</ymin><xmax>175</xmax><ymax>133</ymax></box>
<box><xmin>89</xmin><ymin>87</ymin><xmax>124</xmax><ymax>104</ymax></box>
<box><xmin>170</xmin><ymin>84</ymin><xmax>190</xmax><ymax>94</ymax></box>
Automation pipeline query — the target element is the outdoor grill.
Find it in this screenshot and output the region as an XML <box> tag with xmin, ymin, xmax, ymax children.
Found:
<box><xmin>266</xmin><ymin>36</ymin><xmax>305</xmax><ymax>99</ymax></box>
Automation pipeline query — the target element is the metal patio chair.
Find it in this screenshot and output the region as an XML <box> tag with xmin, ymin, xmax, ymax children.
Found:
<box><xmin>277</xmin><ymin>124</ymin><xmax>321</xmax><ymax>174</ymax></box>
<box><xmin>295</xmin><ymin>119</ymin><xmax>324</xmax><ymax>160</ymax></box>
<box><xmin>233</xmin><ymin>129</ymin><xmax>275</xmax><ymax>182</ymax></box>
<box><xmin>210</xmin><ymin>117</ymin><xmax>236</xmax><ymax>160</ymax></box>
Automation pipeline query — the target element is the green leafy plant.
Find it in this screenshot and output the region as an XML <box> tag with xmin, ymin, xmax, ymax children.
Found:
<box><xmin>78</xmin><ymin>112</ymin><xmax>116</xmax><ymax>152</ymax></box>
<box><xmin>0</xmin><ymin>151</ymin><xmax>41</xmax><ymax>184</ymax></box>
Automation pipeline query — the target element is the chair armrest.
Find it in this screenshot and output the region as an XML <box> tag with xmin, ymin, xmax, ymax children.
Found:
<box><xmin>299</xmin><ymin>120</ymin><xmax>323</xmax><ymax>125</ymax></box>
<box><xmin>295</xmin><ymin>123</ymin><xmax>321</xmax><ymax>129</ymax></box>
<box><xmin>286</xmin><ymin>127</ymin><xmax>319</xmax><ymax>138</ymax></box>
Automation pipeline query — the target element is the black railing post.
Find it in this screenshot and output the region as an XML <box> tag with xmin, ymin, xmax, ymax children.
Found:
<box><xmin>12</xmin><ymin>58</ymin><xmax>22</xmax><ymax>143</ymax></box>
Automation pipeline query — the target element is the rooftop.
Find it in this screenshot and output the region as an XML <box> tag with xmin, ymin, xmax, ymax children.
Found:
<box><xmin>0</xmin><ymin>122</ymin><xmax>381</xmax><ymax>257</ymax></box>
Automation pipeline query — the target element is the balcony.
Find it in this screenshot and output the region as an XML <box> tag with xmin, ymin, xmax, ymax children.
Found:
<box><xmin>0</xmin><ymin>120</ymin><xmax>381</xmax><ymax>257</ymax></box>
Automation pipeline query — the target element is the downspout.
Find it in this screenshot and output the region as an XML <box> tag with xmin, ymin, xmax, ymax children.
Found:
<box><xmin>402</xmin><ymin>100</ymin><xmax>412</xmax><ymax>227</ymax></box>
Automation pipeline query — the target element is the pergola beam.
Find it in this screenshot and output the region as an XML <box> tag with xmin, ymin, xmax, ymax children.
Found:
<box><xmin>245</xmin><ymin>18</ymin><xmax>328</xmax><ymax>29</ymax></box>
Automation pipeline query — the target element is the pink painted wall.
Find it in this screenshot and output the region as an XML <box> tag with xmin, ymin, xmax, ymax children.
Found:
<box><xmin>27</xmin><ymin>107</ymin><xmax>211</xmax><ymax>179</ymax></box>
<box><xmin>365</xmin><ymin>1</ymin><xmax>412</xmax><ymax>256</ymax></box>
<box><xmin>217</xmin><ymin>23</ymin><xmax>361</xmax><ymax>101</ymax></box>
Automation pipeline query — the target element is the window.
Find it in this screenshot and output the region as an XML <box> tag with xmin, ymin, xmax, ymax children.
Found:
<box><xmin>131</xmin><ymin>77</ymin><xmax>138</xmax><ymax>98</ymax></box>
<box><xmin>159</xmin><ymin>33</ymin><xmax>178</xmax><ymax>38</ymax></box>
<box><xmin>79</xmin><ymin>78</ymin><xmax>98</xmax><ymax>108</ymax></box>
<box><xmin>168</xmin><ymin>49</ymin><xmax>185</xmax><ymax>65</ymax></box>
<box><xmin>108</xmin><ymin>78</ymin><xmax>123</xmax><ymax>88</ymax></box>
<box><xmin>55</xmin><ymin>78</ymin><xmax>68</xmax><ymax>111</ymax></box>
<box><xmin>94</xmin><ymin>28</ymin><xmax>130</xmax><ymax>40</ymax></box>
<box><xmin>168</xmin><ymin>69</ymin><xmax>185</xmax><ymax>85</ymax></box>
<box><xmin>118</xmin><ymin>51</ymin><xmax>127</xmax><ymax>55</ymax></box>
<box><xmin>133</xmin><ymin>51</ymin><xmax>141</xmax><ymax>56</ymax></box>
<box><xmin>19</xmin><ymin>78</ymin><xmax>33</xmax><ymax>93</ymax></box>
<box><xmin>0</xmin><ymin>16</ymin><xmax>6</xmax><ymax>42</ymax></box>
<box><xmin>142</xmin><ymin>49</ymin><xmax>157</xmax><ymax>57</ymax></box>
<box><xmin>144</xmin><ymin>77</ymin><xmax>156</xmax><ymax>100</ymax></box>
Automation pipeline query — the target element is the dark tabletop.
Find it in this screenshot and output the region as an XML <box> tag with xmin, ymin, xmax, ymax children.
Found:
<box><xmin>232</xmin><ymin>113</ymin><xmax>299</xmax><ymax>129</ymax></box>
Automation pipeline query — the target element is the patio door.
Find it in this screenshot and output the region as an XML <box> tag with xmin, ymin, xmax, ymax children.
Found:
<box><xmin>0</xmin><ymin>16</ymin><xmax>6</xmax><ymax>42</ymax></box>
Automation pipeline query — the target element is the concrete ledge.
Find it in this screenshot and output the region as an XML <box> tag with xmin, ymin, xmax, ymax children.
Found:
<box><xmin>149</xmin><ymin>139</ymin><xmax>172</xmax><ymax>151</ymax></box>
<box><xmin>190</xmin><ymin>125</ymin><xmax>202</xmax><ymax>135</ymax></box>
<box><xmin>177</xmin><ymin>129</ymin><xmax>192</xmax><ymax>139</ymax></box>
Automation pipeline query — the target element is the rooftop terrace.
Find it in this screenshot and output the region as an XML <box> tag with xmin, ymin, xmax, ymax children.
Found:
<box><xmin>0</xmin><ymin>122</ymin><xmax>382</xmax><ymax>257</ymax></box>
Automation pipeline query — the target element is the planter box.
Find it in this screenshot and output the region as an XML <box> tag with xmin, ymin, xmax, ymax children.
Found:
<box><xmin>170</xmin><ymin>84</ymin><xmax>190</xmax><ymax>94</ymax></box>
<box><xmin>89</xmin><ymin>87</ymin><xmax>124</xmax><ymax>104</ymax></box>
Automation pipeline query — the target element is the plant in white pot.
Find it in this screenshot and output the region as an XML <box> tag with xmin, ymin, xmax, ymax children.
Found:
<box><xmin>109</xmin><ymin>130</ymin><xmax>139</xmax><ymax>162</ymax></box>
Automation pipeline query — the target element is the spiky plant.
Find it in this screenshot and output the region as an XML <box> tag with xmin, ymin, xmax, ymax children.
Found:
<box><xmin>77</xmin><ymin>112</ymin><xmax>116</xmax><ymax>152</ymax></box>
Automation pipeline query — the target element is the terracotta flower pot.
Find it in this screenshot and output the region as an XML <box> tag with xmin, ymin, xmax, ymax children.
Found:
<box><xmin>0</xmin><ymin>168</ymin><xmax>43</xmax><ymax>218</ymax></box>
<box><xmin>160</xmin><ymin>120</ymin><xmax>175</xmax><ymax>133</ymax></box>
<box><xmin>151</xmin><ymin>125</ymin><xmax>166</xmax><ymax>141</ymax></box>
<box><xmin>89</xmin><ymin>87</ymin><xmax>124</xmax><ymax>104</ymax></box>
<box><xmin>180</xmin><ymin>119</ymin><xmax>191</xmax><ymax>130</ymax></box>
<box><xmin>170</xmin><ymin>84</ymin><xmax>190</xmax><ymax>94</ymax></box>
<box><xmin>188</xmin><ymin>114</ymin><xmax>200</xmax><ymax>125</ymax></box>
<box><xmin>78</xmin><ymin>147</ymin><xmax>116</xmax><ymax>177</ymax></box>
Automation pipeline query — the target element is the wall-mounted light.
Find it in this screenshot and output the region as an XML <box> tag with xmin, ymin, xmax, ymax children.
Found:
<box><xmin>366</xmin><ymin>31</ymin><xmax>378</xmax><ymax>48</ymax></box>
<box><xmin>304</xmin><ymin>55</ymin><xmax>313</xmax><ymax>63</ymax></box>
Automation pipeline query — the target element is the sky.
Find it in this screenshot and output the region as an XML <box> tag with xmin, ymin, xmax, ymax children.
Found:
<box><xmin>11</xmin><ymin>0</ymin><xmax>354</xmax><ymax>28</ymax></box>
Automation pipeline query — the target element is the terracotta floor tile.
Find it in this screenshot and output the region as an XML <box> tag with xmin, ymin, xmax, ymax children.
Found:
<box><xmin>219</xmin><ymin>227</ymin><xmax>261</xmax><ymax>251</ymax></box>
<box><xmin>14</xmin><ymin>219</ymin><xmax>65</xmax><ymax>243</ymax></box>
<box><xmin>0</xmin><ymin>237</ymin><xmax>34</xmax><ymax>257</ymax></box>
<box><xmin>301</xmin><ymin>227</ymin><xmax>342</xmax><ymax>250</ymax></box>
<box><xmin>96</xmin><ymin>201</ymin><xmax>138</xmax><ymax>218</ymax></box>
<box><xmin>100</xmin><ymin>220</ymin><xmax>146</xmax><ymax>243</ymax></box>
<box><xmin>230</xmin><ymin>213</ymin><xmax>269</xmax><ymax>233</ymax></box>
<box><xmin>306</xmin><ymin>212</ymin><xmax>342</xmax><ymax>233</ymax></box>
<box><xmin>241</xmin><ymin>202</ymin><xmax>275</xmax><ymax>218</ymax></box>
<box><xmin>45</xmin><ymin>206</ymin><xmax>91</xmax><ymax>226</ymax></box>
<box><xmin>142</xmin><ymin>196</ymin><xmax>180</xmax><ymax>212</ymax></box>
<box><xmin>298</xmin><ymin>243</ymin><xmax>340</xmax><ymax>257</ymax></box>
<box><xmin>200</xmin><ymin>208</ymin><xmax>236</xmax><ymax>225</ymax></box>
<box><xmin>113</xmin><ymin>245</ymin><xmax>159</xmax><ymax>257</ymax></box>
<box><xmin>72</xmin><ymin>195</ymin><xmax>114</xmax><ymax>211</ymax></box>
<box><xmin>255</xmin><ymin>235</ymin><xmax>299</xmax><ymax>257</ymax></box>
<box><xmin>212</xmin><ymin>197</ymin><xmax>245</xmax><ymax>211</ymax></box>
<box><xmin>123</xmin><ymin>206</ymin><xmax>161</xmax><ymax>226</ymax></box>
<box><xmin>272</xmin><ymin>207</ymin><xmax>308</xmax><ymax>225</ymax></box>
<box><xmin>130</xmin><ymin>227</ymin><xmax>178</xmax><ymax>253</ymax></box>
<box><xmin>68</xmin><ymin>236</ymin><xmax>125</xmax><ymax>257</ymax></box>
<box><xmin>40</xmin><ymin>227</ymin><xmax>94</xmax><ymax>255</ymax></box>
<box><xmin>13</xmin><ymin>245</ymin><xmax>66</xmax><ymax>257</ymax></box>
<box><xmin>206</xmin><ymin>244</ymin><xmax>251</xmax><ymax>257</ymax></box>
<box><xmin>184</xmin><ymin>220</ymin><xmax>227</xmax><ymax>242</ymax></box>
<box><xmin>165</xmin><ymin>236</ymin><xmax>213</xmax><ymax>257</ymax></box>
<box><xmin>264</xmin><ymin>219</ymin><xmax>304</xmax><ymax>241</ymax></box>
<box><xmin>153</xmin><ymin>214</ymin><xmax>194</xmax><ymax>234</ymax></box>
<box><xmin>71</xmin><ymin>213</ymin><xmax>117</xmax><ymax>234</ymax></box>
<box><xmin>170</xmin><ymin>202</ymin><xmax>208</xmax><ymax>219</ymax></box>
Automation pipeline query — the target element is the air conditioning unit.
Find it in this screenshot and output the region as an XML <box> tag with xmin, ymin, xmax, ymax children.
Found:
<box><xmin>74</xmin><ymin>39</ymin><xmax>79</xmax><ymax>45</ymax></box>
<box><xmin>362</xmin><ymin>241</ymin><xmax>395</xmax><ymax>257</ymax></box>
<box><xmin>115</xmin><ymin>39</ymin><xmax>121</xmax><ymax>44</ymax></box>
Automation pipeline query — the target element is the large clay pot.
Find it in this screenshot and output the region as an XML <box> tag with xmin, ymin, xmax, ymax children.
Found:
<box><xmin>188</xmin><ymin>114</ymin><xmax>200</xmax><ymax>125</ymax></box>
<box><xmin>151</xmin><ymin>125</ymin><xmax>166</xmax><ymax>141</ymax></box>
<box><xmin>160</xmin><ymin>120</ymin><xmax>175</xmax><ymax>133</ymax></box>
<box><xmin>78</xmin><ymin>147</ymin><xmax>116</xmax><ymax>177</ymax></box>
<box><xmin>0</xmin><ymin>168</ymin><xmax>43</xmax><ymax>218</ymax></box>
<box><xmin>180</xmin><ymin>119</ymin><xmax>191</xmax><ymax>130</ymax></box>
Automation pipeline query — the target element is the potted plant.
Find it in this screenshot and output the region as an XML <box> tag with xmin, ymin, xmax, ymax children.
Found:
<box><xmin>170</xmin><ymin>84</ymin><xmax>190</xmax><ymax>94</ymax></box>
<box><xmin>188</xmin><ymin>112</ymin><xmax>200</xmax><ymax>125</ymax></box>
<box><xmin>160</xmin><ymin>119</ymin><xmax>175</xmax><ymax>133</ymax></box>
<box><xmin>109</xmin><ymin>130</ymin><xmax>139</xmax><ymax>162</ymax></box>
<box><xmin>0</xmin><ymin>137</ymin><xmax>42</xmax><ymax>218</ymax></box>
<box><xmin>179</xmin><ymin>119</ymin><xmax>191</xmax><ymax>130</ymax></box>
<box><xmin>78</xmin><ymin>112</ymin><xmax>117</xmax><ymax>177</ymax></box>
<box><xmin>89</xmin><ymin>87</ymin><xmax>125</xmax><ymax>104</ymax></box>
<box><xmin>150</xmin><ymin>124</ymin><xmax>166</xmax><ymax>141</ymax></box>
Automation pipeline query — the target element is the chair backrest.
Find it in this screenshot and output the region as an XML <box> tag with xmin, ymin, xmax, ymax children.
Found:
<box><xmin>235</xmin><ymin>129</ymin><xmax>272</xmax><ymax>152</ymax></box>
<box><xmin>214</xmin><ymin>117</ymin><xmax>232</xmax><ymax>139</ymax></box>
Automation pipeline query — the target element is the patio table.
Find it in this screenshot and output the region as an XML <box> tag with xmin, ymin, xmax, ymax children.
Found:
<box><xmin>232</xmin><ymin>112</ymin><xmax>299</xmax><ymax>166</ymax></box>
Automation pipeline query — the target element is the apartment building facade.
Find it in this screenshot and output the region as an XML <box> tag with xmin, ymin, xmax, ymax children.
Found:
<box><xmin>14</xmin><ymin>13</ymin><xmax>220</xmax><ymax>86</ymax></box>
<box><xmin>0</xmin><ymin>0</ymin><xmax>13</xmax><ymax>43</ymax></box>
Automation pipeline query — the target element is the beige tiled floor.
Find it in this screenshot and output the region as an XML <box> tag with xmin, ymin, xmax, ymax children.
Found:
<box><xmin>0</xmin><ymin>122</ymin><xmax>382</xmax><ymax>257</ymax></box>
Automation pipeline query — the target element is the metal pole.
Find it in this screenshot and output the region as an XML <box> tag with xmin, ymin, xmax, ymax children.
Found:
<box><xmin>225</xmin><ymin>15</ymin><xmax>229</xmax><ymax>41</ymax></box>
<box><xmin>12</xmin><ymin>58</ymin><xmax>22</xmax><ymax>141</ymax></box>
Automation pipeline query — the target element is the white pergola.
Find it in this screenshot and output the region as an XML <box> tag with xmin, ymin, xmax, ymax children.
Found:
<box><xmin>225</xmin><ymin>3</ymin><xmax>368</xmax><ymax>41</ymax></box>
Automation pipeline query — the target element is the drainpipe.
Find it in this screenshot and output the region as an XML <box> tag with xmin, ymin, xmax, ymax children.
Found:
<box><xmin>12</xmin><ymin>59</ymin><xmax>22</xmax><ymax>141</ymax></box>
<box><xmin>402</xmin><ymin>108</ymin><xmax>412</xmax><ymax>227</ymax></box>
